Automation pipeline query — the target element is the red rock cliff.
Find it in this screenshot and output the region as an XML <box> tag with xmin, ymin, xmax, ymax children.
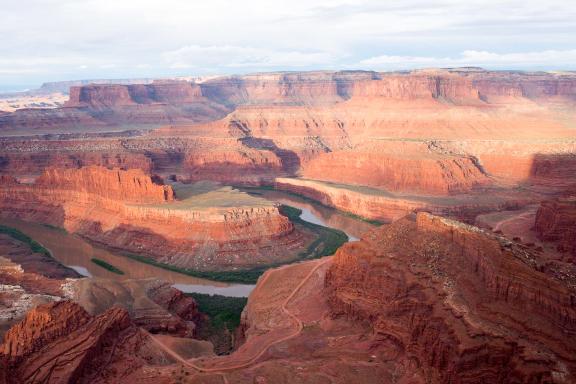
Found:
<box><xmin>0</xmin><ymin>166</ymin><xmax>301</xmax><ymax>271</ymax></box>
<box><xmin>325</xmin><ymin>212</ymin><xmax>576</xmax><ymax>383</ymax></box>
<box><xmin>65</xmin><ymin>80</ymin><xmax>204</xmax><ymax>108</ymax></box>
<box><xmin>0</xmin><ymin>301</ymin><xmax>173</xmax><ymax>383</ymax></box>
<box><xmin>36</xmin><ymin>165</ymin><xmax>174</xmax><ymax>203</ymax></box>
<box><xmin>535</xmin><ymin>197</ymin><xmax>576</xmax><ymax>258</ymax></box>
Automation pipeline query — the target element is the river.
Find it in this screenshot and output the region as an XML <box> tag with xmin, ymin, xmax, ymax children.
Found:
<box><xmin>0</xmin><ymin>189</ymin><xmax>375</xmax><ymax>297</ymax></box>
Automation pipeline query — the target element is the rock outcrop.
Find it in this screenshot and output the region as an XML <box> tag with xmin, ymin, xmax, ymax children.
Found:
<box><xmin>65</xmin><ymin>81</ymin><xmax>204</xmax><ymax>108</ymax></box>
<box><xmin>325</xmin><ymin>212</ymin><xmax>576</xmax><ymax>383</ymax></box>
<box><xmin>0</xmin><ymin>166</ymin><xmax>304</xmax><ymax>270</ymax></box>
<box><xmin>300</xmin><ymin>141</ymin><xmax>491</xmax><ymax>195</ymax></box>
<box><xmin>36</xmin><ymin>166</ymin><xmax>174</xmax><ymax>203</ymax></box>
<box><xmin>1</xmin><ymin>69</ymin><xmax>575</xmax><ymax>203</ymax></box>
<box><xmin>0</xmin><ymin>301</ymin><xmax>175</xmax><ymax>383</ymax></box>
<box><xmin>71</xmin><ymin>278</ymin><xmax>200</xmax><ymax>337</ymax></box>
<box><xmin>535</xmin><ymin>197</ymin><xmax>576</xmax><ymax>258</ymax></box>
<box><xmin>274</xmin><ymin>177</ymin><xmax>530</xmax><ymax>223</ymax></box>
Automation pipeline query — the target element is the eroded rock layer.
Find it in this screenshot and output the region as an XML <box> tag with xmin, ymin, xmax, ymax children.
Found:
<box><xmin>0</xmin><ymin>234</ymin><xmax>80</xmax><ymax>337</ymax></box>
<box><xmin>274</xmin><ymin>177</ymin><xmax>532</xmax><ymax>223</ymax></box>
<box><xmin>0</xmin><ymin>166</ymin><xmax>302</xmax><ymax>270</ymax></box>
<box><xmin>1</xmin><ymin>70</ymin><xmax>575</xmax><ymax>213</ymax></box>
<box><xmin>0</xmin><ymin>301</ymin><xmax>176</xmax><ymax>384</ymax></box>
<box><xmin>535</xmin><ymin>197</ymin><xmax>576</xmax><ymax>258</ymax></box>
<box><xmin>325</xmin><ymin>212</ymin><xmax>576</xmax><ymax>383</ymax></box>
<box><xmin>37</xmin><ymin>166</ymin><xmax>174</xmax><ymax>203</ymax></box>
<box><xmin>70</xmin><ymin>278</ymin><xmax>199</xmax><ymax>337</ymax></box>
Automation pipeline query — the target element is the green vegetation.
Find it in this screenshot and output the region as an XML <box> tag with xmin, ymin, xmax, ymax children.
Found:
<box><xmin>239</xmin><ymin>185</ymin><xmax>384</xmax><ymax>225</ymax></box>
<box><xmin>279</xmin><ymin>205</ymin><xmax>349</xmax><ymax>258</ymax></box>
<box><xmin>186</xmin><ymin>293</ymin><xmax>248</xmax><ymax>355</ymax></box>
<box><xmin>0</xmin><ymin>224</ymin><xmax>51</xmax><ymax>257</ymax></box>
<box><xmin>122</xmin><ymin>204</ymin><xmax>349</xmax><ymax>284</ymax></box>
<box><xmin>122</xmin><ymin>253</ymin><xmax>266</xmax><ymax>283</ymax></box>
<box><xmin>187</xmin><ymin>293</ymin><xmax>247</xmax><ymax>331</ymax></box>
<box><xmin>90</xmin><ymin>258</ymin><xmax>125</xmax><ymax>275</ymax></box>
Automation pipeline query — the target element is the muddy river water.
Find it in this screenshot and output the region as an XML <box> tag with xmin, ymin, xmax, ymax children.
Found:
<box><xmin>0</xmin><ymin>189</ymin><xmax>375</xmax><ymax>297</ymax></box>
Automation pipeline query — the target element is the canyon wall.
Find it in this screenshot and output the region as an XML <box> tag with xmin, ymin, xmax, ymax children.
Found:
<box><xmin>3</xmin><ymin>69</ymin><xmax>575</xmax><ymax>138</ymax></box>
<box><xmin>36</xmin><ymin>166</ymin><xmax>174</xmax><ymax>203</ymax></box>
<box><xmin>535</xmin><ymin>197</ymin><xmax>576</xmax><ymax>258</ymax></box>
<box><xmin>325</xmin><ymin>212</ymin><xmax>576</xmax><ymax>383</ymax></box>
<box><xmin>65</xmin><ymin>80</ymin><xmax>204</xmax><ymax>108</ymax></box>
<box><xmin>300</xmin><ymin>141</ymin><xmax>491</xmax><ymax>195</ymax></box>
<box><xmin>1</xmin><ymin>69</ymin><xmax>575</xmax><ymax>198</ymax></box>
<box><xmin>0</xmin><ymin>166</ymin><xmax>302</xmax><ymax>270</ymax></box>
<box><xmin>274</xmin><ymin>177</ymin><xmax>529</xmax><ymax>223</ymax></box>
<box><xmin>0</xmin><ymin>301</ymin><xmax>176</xmax><ymax>383</ymax></box>
<box><xmin>0</xmin><ymin>69</ymin><xmax>575</xmax><ymax>230</ymax></box>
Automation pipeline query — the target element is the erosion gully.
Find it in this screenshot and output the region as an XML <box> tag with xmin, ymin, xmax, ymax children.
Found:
<box><xmin>0</xmin><ymin>189</ymin><xmax>374</xmax><ymax>297</ymax></box>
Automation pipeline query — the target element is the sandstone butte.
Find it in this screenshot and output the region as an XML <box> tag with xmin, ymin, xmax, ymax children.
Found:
<box><xmin>0</xmin><ymin>69</ymin><xmax>574</xmax><ymax>224</ymax></box>
<box><xmin>1</xmin><ymin>212</ymin><xmax>575</xmax><ymax>383</ymax></box>
<box><xmin>0</xmin><ymin>166</ymin><xmax>302</xmax><ymax>271</ymax></box>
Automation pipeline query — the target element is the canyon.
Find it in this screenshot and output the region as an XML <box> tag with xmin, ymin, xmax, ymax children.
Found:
<box><xmin>0</xmin><ymin>68</ymin><xmax>575</xmax><ymax>383</ymax></box>
<box><xmin>1</xmin><ymin>69</ymin><xmax>574</xmax><ymax>220</ymax></box>
<box><xmin>2</xmin><ymin>212</ymin><xmax>575</xmax><ymax>383</ymax></box>
<box><xmin>0</xmin><ymin>166</ymin><xmax>308</xmax><ymax>271</ymax></box>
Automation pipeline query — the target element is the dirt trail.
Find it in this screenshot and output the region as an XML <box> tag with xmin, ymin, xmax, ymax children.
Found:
<box><xmin>148</xmin><ymin>258</ymin><xmax>329</xmax><ymax>374</ymax></box>
<box><xmin>493</xmin><ymin>210</ymin><xmax>536</xmax><ymax>232</ymax></box>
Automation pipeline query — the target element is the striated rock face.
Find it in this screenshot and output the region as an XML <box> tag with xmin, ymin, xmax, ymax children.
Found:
<box><xmin>65</xmin><ymin>80</ymin><xmax>204</xmax><ymax>109</ymax></box>
<box><xmin>301</xmin><ymin>141</ymin><xmax>491</xmax><ymax>195</ymax></box>
<box><xmin>0</xmin><ymin>166</ymin><xmax>302</xmax><ymax>270</ymax></box>
<box><xmin>275</xmin><ymin>177</ymin><xmax>530</xmax><ymax>223</ymax></box>
<box><xmin>535</xmin><ymin>197</ymin><xmax>576</xmax><ymax>258</ymax></box>
<box><xmin>0</xmin><ymin>138</ymin><xmax>153</xmax><ymax>177</ymax></box>
<box><xmin>1</xmin><ymin>69</ymin><xmax>575</xmax><ymax>202</ymax></box>
<box><xmin>49</xmin><ymin>70</ymin><xmax>576</xmax><ymax>114</ymax></box>
<box><xmin>0</xmin><ymin>301</ymin><xmax>175</xmax><ymax>383</ymax></box>
<box><xmin>3</xmin><ymin>69</ymin><xmax>575</xmax><ymax>135</ymax></box>
<box><xmin>70</xmin><ymin>278</ymin><xmax>199</xmax><ymax>337</ymax></box>
<box><xmin>325</xmin><ymin>212</ymin><xmax>576</xmax><ymax>383</ymax></box>
<box><xmin>36</xmin><ymin>165</ymin><xmax>174</xmax><ymax>203</ymax></box>
<box><xmin>146</xmin><ymin>281</ymin><xmax>198</xmax><ymax>322</ymax></box>
<box><xmin>2</xmin><ymin>300</ymin><xmax>91</xmax><ymax>358</ymax></box>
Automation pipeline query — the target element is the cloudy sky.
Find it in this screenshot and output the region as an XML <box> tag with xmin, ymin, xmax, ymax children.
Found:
<box><xmin>2</xmin><ymin>0</ymin><xmax>575</xmax><ymax>90</ymax></box>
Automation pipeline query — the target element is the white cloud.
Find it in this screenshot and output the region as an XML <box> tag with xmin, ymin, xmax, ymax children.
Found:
<box><xmin>359</xmin><ymin>49</ymin><xmax>576</xmax><ymax>70</ymax></box>
<box><xmin>0</xmin><ymin>0</ymin><xmax>575</xmax><ymax>87</ymax></box>
<box><xmin>162</xmin><ymin>45</ymin><xmax>340</xmax><ymax>69</ymax></box>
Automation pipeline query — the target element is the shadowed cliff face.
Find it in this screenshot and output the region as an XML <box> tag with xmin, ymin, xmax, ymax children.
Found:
<box><xmin>239</xmin><ymin>137</ymin><xmax>302</xmax><ymax>175</ymax></box>
<box><xmin>535</xmin><ymin>197</ymin><xmax>576</xmax><ymax>259</ymax></box>
<box><xmin>325</xmin><ymin>212</ymin><xmax>576</xmax><ymax>383</ymax></box>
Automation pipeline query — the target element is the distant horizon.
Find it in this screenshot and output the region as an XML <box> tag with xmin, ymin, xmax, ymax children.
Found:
<box><xmin>2</xmin><ymin>65</ymin><xmax>576</xmax><ymax>94</ymax></box>
<box><xmin>2</xmin><ymin>1</ymin><xmax>575</xmax><ymax>90</ymax></box>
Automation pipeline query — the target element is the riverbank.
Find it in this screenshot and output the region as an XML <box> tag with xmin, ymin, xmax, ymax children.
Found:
<box><xmin>120</xmin><ymin>205</ymin><xmax>348</xmax><ymax>284</ymax></box>
<box><xmin>238</xmin><ymin>185</ymin><xmax>385</xmax><ymax>226</ymax></box>
<box><xmin>0</xmin><ymin>188</ymin><xmax>369</xmax><ymax>295</ymax></box>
